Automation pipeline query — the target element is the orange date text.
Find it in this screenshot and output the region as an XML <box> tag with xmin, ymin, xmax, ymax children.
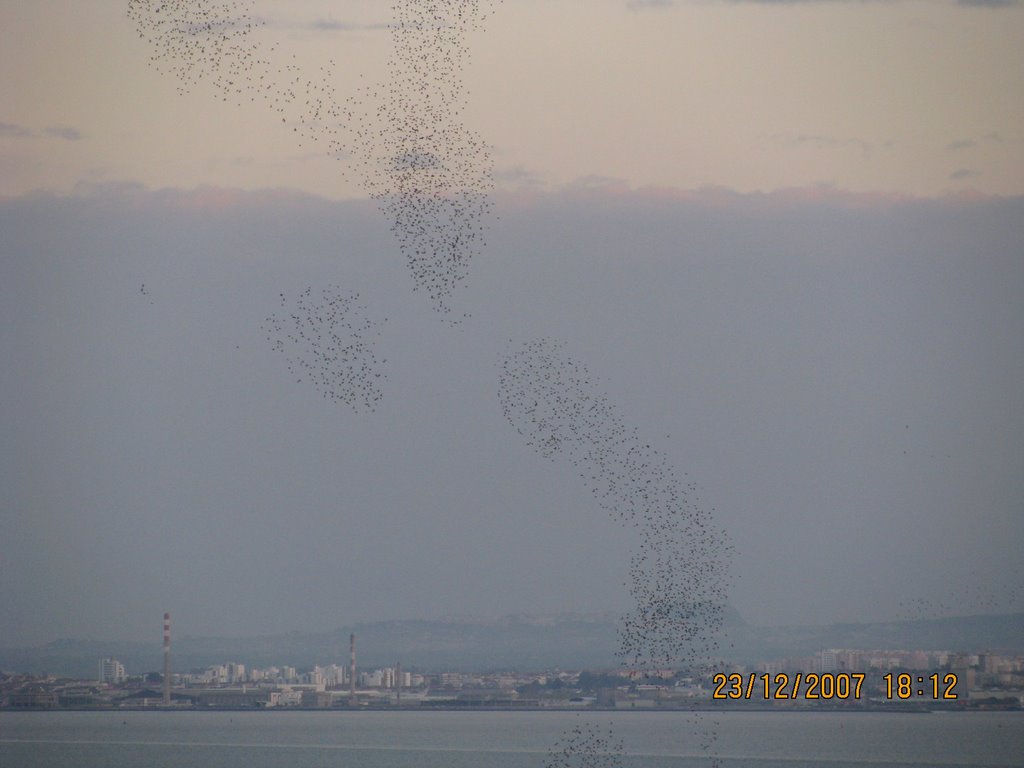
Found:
<box><xmin>711</xmin><ymin>672</ymin><xmax>866</xmax><ymax>700</ymax></box>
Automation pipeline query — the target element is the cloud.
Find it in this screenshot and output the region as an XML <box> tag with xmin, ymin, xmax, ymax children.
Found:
<box><xmin>773</xmin><ymin>133</ymin><xmax>874</xmax><ymax>153</ymax></box>
<box><xmin>293</xmin><ymin>18</ymin><xmax>389</xmax><ymax>32</ymax></box>
<box><xmin>627</xmin><ymin>0</ymin><xmax>673</xmax><ymax>9</ymax></box>
<box><xmin>259</xmin><ymin>15</ymin><xmax>389</xmax><ymax>32</ymax></box>
<box><xmin>956</xmin><ymin>0</ymin><xmax>1020</xmax><ymax>7</ymax></box>
<box><xmin>947</xmin><ymin>139</ymin><xmax>977</xmax><ymax>151</ymax></box>
<box><xmin>946</xmin><ymin>133</ymin><xmax>1006</xmax><ymax>151</ymax></box>
<box><xmin>391</xmin><ymin>150</ymin><xmax>443</xmax><ymax>171</ymax></box>
<box><xmin>3</xmin><ymin>180</ymin><xmax>1022</xmax><ymax>644</ymax></box>
<box><xmin>949</xmin><ymin>168</ymin><xmax>981</xmax><ymax>180</ymax></box>
<box><xmin>311</xmin><ymin>18</ymin><xmax>357</xmax><ymax>31</ymax></box>
<box><xmin>308</xmin><ymin>19</ymin><xmax>389</xmax><ymax>31</ymax></box>
<box><xmin>707</xmin><ymin>1</ymin><xmax>896</xmax><ymax>4</ymax></box>
<box><xmin>1</xmin><ymin>123</ymin><xmax>84</xmax><ymax>141</ymax></box>
<box><xmin>568</xmin><ymin>174</ymin><xmax>631</xmax><ymax>194</ymax></box>
<box><xmin>0</xmin><ymin>122</ymin><xmax>33</xmax><ymax>139</ymax></box>
<box><xmin>697</xmin><ymin>0</ymin><xmax>1020</xmax><ymax>5</ymax></box>
<box><xmin>44</xmin><ymin>125</ymin><xmax>84</xmax><ymax>141</ymax></box>
<box><xmin>494</xmin><ymin>165</ymin><xmax>544</xmax><ymax>188</ymax></box>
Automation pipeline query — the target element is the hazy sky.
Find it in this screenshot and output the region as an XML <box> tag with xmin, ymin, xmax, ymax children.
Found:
<box><xmin>1</xmin><ymin>0</ymin><xmax>1023</xmax><ymax>647</ymax></box>
<box><xmin>3</xmin><ymin>0</ymin><xmax>1024</xmax><ymax>199</ymax></box>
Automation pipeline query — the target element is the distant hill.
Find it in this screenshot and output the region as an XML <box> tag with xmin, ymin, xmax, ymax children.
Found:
<box><xmin>3</xmin><ymin>611</ymin><xmax>1021</xmax><ymax>679</ymax></box>
<box><xmin>722</xmin><ymin>612</ymin><xmax>1024</xmax><ymax>664</ymax></box>
<box><xmin>0</xmin><ymin>614</ymin><xmax>623</xmax><ymax>678</ymax></box>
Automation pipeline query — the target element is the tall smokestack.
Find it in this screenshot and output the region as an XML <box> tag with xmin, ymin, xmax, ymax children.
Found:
<box><xmin>162</xmin><ymin>612</ymin><xmax>171</xmax><ymax>706</ymax></box>
<box><xmin>349</xmin><ymin>633</ymin><xmax>356</xmax><ymax>705</ymax></box>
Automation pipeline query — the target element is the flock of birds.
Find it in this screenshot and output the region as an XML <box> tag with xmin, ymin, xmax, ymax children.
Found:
<box><xmin>544</xmin><ymin>721</ymin><xmax>624</xmax><ymax>768</ymax></box>
<box><xmin>261</xmin><ymin>287</ymin><xmax>386</xmax><ymax>413</ymax></box>
<box><xmin>127</xmin><ymin>0</ymin><xmax>279</xmax><ymax>101</ymax></box>
<box><xmin>898</xmin><ymin>569</ymin><xmax>1024</xmax><ymax>621</ymax></box>
<box><xmin>337</xmin><ymin>0</ymin><xmax>501</xmax><ymax>319</ymax></box>
<box><xmin>499</xmin><ymin>339</ymin><xmax>733</xmax><ymax>673</ymax></box>
<box><xmin>128</xmin><ymin>0</ymin><xmax>499</xmax><ymax>319</ymax></box>
<box><xmin>129</xmin><ymin>2</ymin><xmax>726</xmax><ymax>764</ymax></box>
<box><xmin>127</xmin><ymin>0</ymin><xmax>346</xmax><ymax>156</ymax></box>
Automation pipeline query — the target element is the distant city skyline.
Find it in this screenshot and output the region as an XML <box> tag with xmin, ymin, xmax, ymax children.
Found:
<box><xmin>6</xmin><ymin>641</ymin><xmax>1024</xmax><ymax>711</ymax></box>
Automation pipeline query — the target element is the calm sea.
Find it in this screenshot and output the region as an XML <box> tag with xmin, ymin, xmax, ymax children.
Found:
<box><xmin>1</xmin><ymin>710</ymin><xmax>1021</xmax><ymax>768</ymax></box>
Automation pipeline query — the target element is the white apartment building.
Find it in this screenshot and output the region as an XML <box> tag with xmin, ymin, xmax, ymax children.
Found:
<box><xmin>98</xmin><ymin>658</ymin><xmax>126</xmax><ymax>684</ymax></box>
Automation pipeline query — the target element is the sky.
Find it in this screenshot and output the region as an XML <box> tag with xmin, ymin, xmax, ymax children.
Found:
<box><xmin>1</xmin><ymin>0</ymin><xmax>1023</xmax><ymax>647</ymax></box>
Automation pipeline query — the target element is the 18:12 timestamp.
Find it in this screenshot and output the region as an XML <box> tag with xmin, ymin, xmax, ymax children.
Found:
<box><xmin>883</xmin><ymin>672</ymin><xmax>958</xmax><ymax>700</ymax></box>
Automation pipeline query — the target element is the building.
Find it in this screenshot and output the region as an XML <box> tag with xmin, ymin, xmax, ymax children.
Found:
<box><xmin>98</xmin><ymin>658</ymin><xmax>126</xmax><ymax>684</ymax></box>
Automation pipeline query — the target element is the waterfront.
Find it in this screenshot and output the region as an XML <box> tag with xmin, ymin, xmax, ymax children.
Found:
<box><xmin>2</xmin><ymin>710</ymin><xmax>1022</xmax><ymax>768</ymax></box>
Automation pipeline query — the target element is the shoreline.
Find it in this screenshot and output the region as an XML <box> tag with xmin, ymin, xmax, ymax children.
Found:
<box><xmin>4</xmin><ymin>704</ymin><xmax>1011</xmax><ymax>714</ymax></box>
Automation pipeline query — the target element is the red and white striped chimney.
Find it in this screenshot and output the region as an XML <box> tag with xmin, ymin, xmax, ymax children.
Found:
<box><xmin>162</xmin><ymin>612</ymin><xmax>171</xmax><ymax>705</ymax></box>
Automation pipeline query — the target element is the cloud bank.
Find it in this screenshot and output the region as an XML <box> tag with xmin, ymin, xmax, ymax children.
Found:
<box><xmin>1</xmin><ymin>182</ymin><xmax>1022</xmax><ymax>646</ymax></box>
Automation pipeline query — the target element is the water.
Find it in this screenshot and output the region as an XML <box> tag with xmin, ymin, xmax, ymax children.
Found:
<box><xmin>1</xmin><ymin>710</ymin><xmax>1021</xmax><ymax>767</ymax></box>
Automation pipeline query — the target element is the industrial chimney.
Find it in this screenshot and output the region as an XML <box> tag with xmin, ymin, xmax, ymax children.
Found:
<box><xmin>349</xmin><ymin>633</ymin><xmax>357</xmax><ymax>705</ymax></box>
<box><xmin>162</xmin><ymin>612</ymin><xmax>171</xmax><ymax>706</ymax></box>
